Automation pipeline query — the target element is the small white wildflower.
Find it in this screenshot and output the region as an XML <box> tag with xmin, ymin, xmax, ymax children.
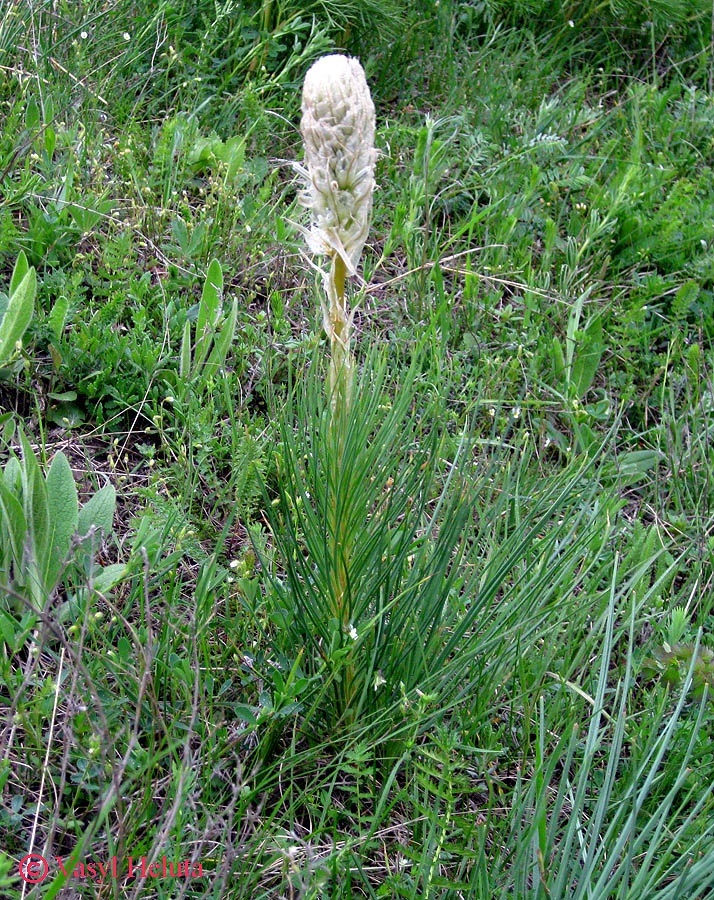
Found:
<box><xmin>123</xmin><ymin>32</ymin><xmax>130</xmax><ymax>41</ymax></box>
<box><xmin>568</xmin><ymin>19</ymin><xmax>574</xmax><ymax>27</ymax></box>
<box><xmin>489</xmin><ymin>408</ymin><xmax>496</xmax><ymax>418</ymax></box>
<box><xmin>512</xmin><ymin>406</ymin><xmax>521</xmax><ymax>419</ymax></box>
<box><xmin>373</xmin><ymin>672</ymin><xmax>386</xmax><ymax>691</ymax></box>
<box><xmin>348</xmin><ymin>623</ymin><xmax>358</xmax><ymax>640</ymax></box>
<box><xmin>229</xmin><ymin>559</ymin><xmax>240</xmax><ymax>569</ymax></box>
<box><xmin>81</xmin><ymin>30</ymin><xmax>88</xmax><ymax>39</ymax></box>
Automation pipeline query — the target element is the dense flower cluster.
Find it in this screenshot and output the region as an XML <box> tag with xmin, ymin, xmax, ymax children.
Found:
<box><xmin>298</xmin><ymin>54</ymin><xmax>376</xmax><ymax>276</ymax></box>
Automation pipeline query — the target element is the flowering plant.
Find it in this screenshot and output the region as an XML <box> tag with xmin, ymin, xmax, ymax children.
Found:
<box><xmin>294</xmin><ymin>53</ymin><xmax>376</xmax><ymax>411</ymax></box>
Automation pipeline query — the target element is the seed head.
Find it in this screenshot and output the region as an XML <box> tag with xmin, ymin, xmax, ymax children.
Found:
<box><xmin>298</xmin><ymin>54</ymin><xmax>376</xmax><ymax>274</ymax></box>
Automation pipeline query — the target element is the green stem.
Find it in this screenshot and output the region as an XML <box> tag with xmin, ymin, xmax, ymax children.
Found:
<box><xmin>260</xmin><ymin>0</ymin><xmax>273</xmax><ymax>32</ymax></box>
<box><xmin>326</xmin><ymin>253</ymin><xmax>356</xmax><ymax>721</ymax></box>
<box><xmin>328</xmin><ymin>254</ymin><xmax>352</xmax><ymax>419</ymax></box>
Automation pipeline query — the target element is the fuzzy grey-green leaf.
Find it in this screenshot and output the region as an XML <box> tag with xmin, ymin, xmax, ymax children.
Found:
<box><xmin>9</xmin><ymin>250</ymin><xmax>29</xmax><ymax>296</ymax></box>
<box><xmin>0</xmin><ymin>267</ymin><xmax>36</xmax><ymax>365</ymax></box>
<box><xmin>45</xmin><ymin>451</ymin><xmax>79</xmax><ymax>588</ymax></box>
<box><xmin>0</xmin><ymin>477</ymin><xmax>27</xmax><ymax>568</ymax></box>
<box><xmin>77</xmin><ymin>483</ymin><xmax>116</xmax><ymax>540</ymax></box>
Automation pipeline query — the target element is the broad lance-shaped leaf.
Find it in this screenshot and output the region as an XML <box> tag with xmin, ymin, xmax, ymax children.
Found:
<box><xmin>77</xmin><ymin>483</ymin><xmax>116</xmax><ymax>539</ymax></box>
<box><xmin>91</xmin><ymin>563</ymin><xmax>126</xmax><ymax>593</ymax></box>
<box><xmin>19</xmin><ymin>430</ymin><xmax>51</xmax><ymax>598</ymax></box>
<box><xmin>172</xmin><ymin>215</ymin><xmax>189</xmax><ymax>253</ymax></box>
<box><xmin>0</xmin><ymin>266</ymin><xmax>36</xmax><ymax>365</ymax></box>
<box><xmin>44</xmin><ymin>451</ymin><xmax>79</xmax><ymax>590</ymax></box>
<box><xmin>76</xmin><ymin>483</ymin><xmax>117</xmax><ymax>577</ymax></box>
<box><xmin>194</xmin><ymin>259</ymin><xmax>223</xmax><ymax>370</ymax></box>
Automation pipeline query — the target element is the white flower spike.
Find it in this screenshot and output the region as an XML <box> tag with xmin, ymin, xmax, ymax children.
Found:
<box><xmin>296</xmin><ymin>54</ymin><xmax>376</xmax><ymax>412</ymax></box>
<box><xmin>299</xmin><ymin>54</ymin><xmax>376</xmax><ymax>275</ymax></box>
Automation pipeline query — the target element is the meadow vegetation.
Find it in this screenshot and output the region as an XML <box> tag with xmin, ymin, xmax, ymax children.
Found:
<box><xmin>0</xmin><ymin>1</ymin><xmax>713</xmax><ymax>897</ymax></box>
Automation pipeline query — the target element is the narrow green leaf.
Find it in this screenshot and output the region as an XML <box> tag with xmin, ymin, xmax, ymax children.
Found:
<box><xmin>179</xmin><ymin>317</ymin><xmax>192</xmax><ymax>379</ymax></box>
<box><xmin>194</xmin><ymin>259</ymin><xmax>223</xmax><ymax>368</ymax></box>
<box><xmin>44</xmin><ymin>124</ymin><xmax>56</xmax><ymax>158</ymax></box>
<box><xmin>572</xmin><ymin>314</ymin><xmax>603</xmax><ymax>398</ymax></box>
<box><xmin>565</xmin><ymin>290</ymin><xmax>587</xmax><ymax>373</ymax></box>
<box><xmin>25</xmin><ymin>97</ymin><xmax>40</xmax><ymax>130</ymax></box>
<box><xmin>551</xmin><ymin>335</ymin><xmax>565</xmax><ymax>382</ymax></box>
<box><xmin>205</xmin><ymin>296</ymin><xmax>237</xmax><ymax>376</ymax></box>
<box><xmin>47</xmin><ymin>294</ymin><xmax>69</xmax><ymax>341</ymax></box>
<box><xmin>9</xmin><ymin>251</ymin><xmax>29</xmax><ymax>296</ymax></box>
